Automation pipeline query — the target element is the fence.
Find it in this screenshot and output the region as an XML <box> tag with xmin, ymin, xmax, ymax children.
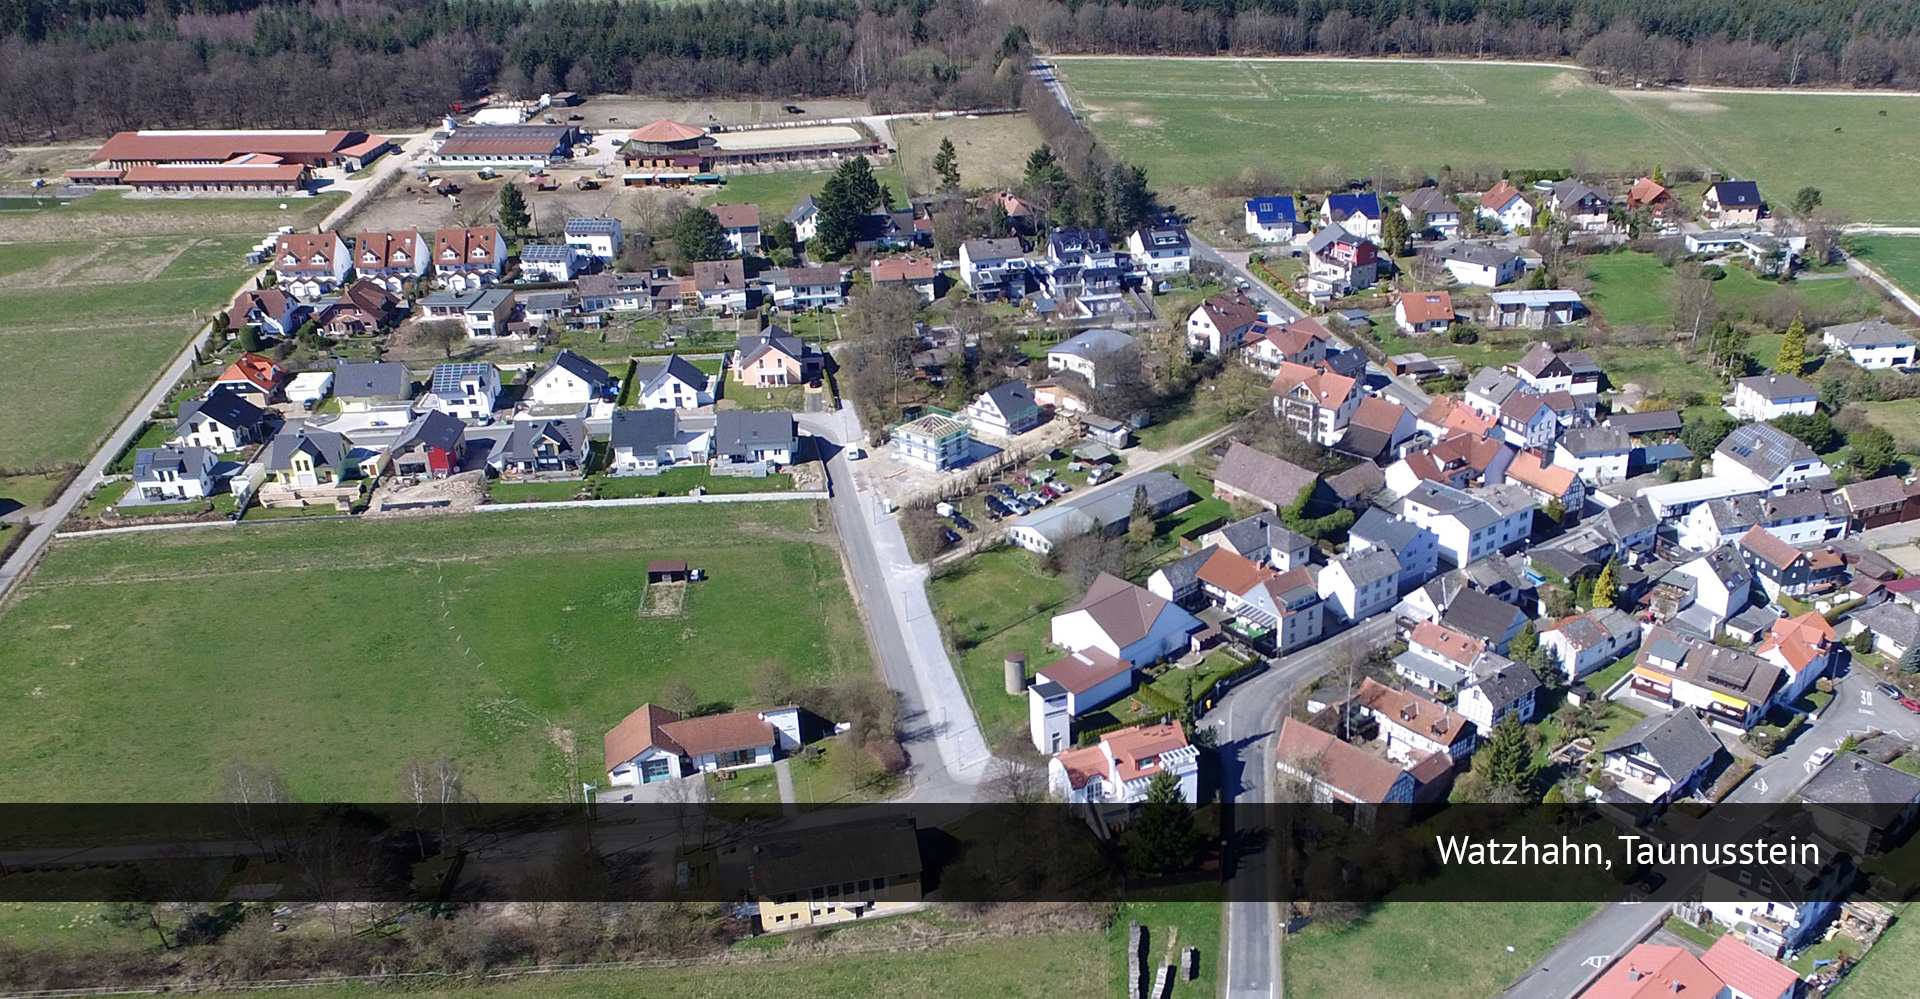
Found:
<box><xmin>475</xmin><ymin>492</ymin><xmax>823</xmax><ymax>512</ymax></box>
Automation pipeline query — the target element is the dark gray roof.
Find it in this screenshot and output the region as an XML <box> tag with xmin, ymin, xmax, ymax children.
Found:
<box><xmin>1597</xmin><ymin>497</ymin><xmax>1657</xmax><ymax>542</ymax></box>
<box><xmin>1471</xmin><ymin>664</ymin><xmax>1542</xmax><ymax>713</ymax></box>
<box><xmin>1735</xmin><ymin>373</ymin><xmax>1817</xmax><ymax>402</ymax></box>
<box><xmin>786</xmin><ymin>195</ymin><xmax>817</xmax><ymax>223</ymax></box>
<box><xmin>713</xmin><ymin>410</ymin><xmax>796</xmax><ymax>455</ymax></box>
<box><xmin>1441</xmin><ymin>589</ymin><xmax>1528</xmax><ymax>645</ymax></box>
<box><xmin>1069</xmin><ymin>470</ymin><xmax>1194</xmax><ymax>528</ymax></box>
<box><xmin>499</xmin><ymin>418</ymin><xmax>585</xmax><ymax>463</ymax></box>
<box><xmin>1823</xmin><ymin>317</ymin><xmax>1916</xmax><ymax>349</ymax></box>
<box><xmin>1607</xmin><ymin>410</ymin><xmax>1683</xmax><ymax>435</ymax></box>
<box><xmin>1530</xmin><ymin>546</ymin><xmax>1597</xmax><ymax>581</ymax></box>
<box><xmin>1049</xmin><ymin>327</ymin><xmax>1135</xmax><ymax>360</ymax></box>
<box><xmin>1851</xmin><ymin>602</ymin><xmax>1920</xmax><ymax>649</ymax></box>
<box><xmin>177</xmin><ymin>387</ymin><xmax>264</xmax><ymax>436</ymax></box>
<box><xmin>1715</xmin><ymin>423</ymin><xmax>1818</xmax><ymax>481</ymax></box>
<box><xmin>1464</xmin><ymin>366</ymin><xmax>1522</xmax><ymax>405</ymax></box>
<box><xmin>636</xmin><ymin>355</ymin><xmax>707</xmax><ymax>395</ymax></box>
<box><xmin>610</xmin><ymin>408</ymin><xmax>678</xmax><ymax>453</ymax></box>
<box><xmin>1429</xmin><ymin>240</ymin><xmax>1517</xmax><ymax>268</ymax></box>
<box><xmin>332</xmin><ymin>360</ymin><xmax>411</xmax><ymax>399</ymax></box>
<box><xmin>735</xmin><ymin>327</ymin><xmax>811</xmax><ymax>368</ymax></box>
<box><xmin>564</xmin><ymin>216</ymin><xmax>621</xmax><ymax>236</ymax></box>
<box><xmin>978</xmin><ymin>380</ymin><xmax>1037</xmax><ymax>418</ymax></box>
<box><xmin>1306</xmin><ymin>221</ymin><xmax>1361</xmax><ymax>255</ymax></box>
<box><xmin>1551</xmin><ymin>178</ymin><xmax>1609</xmax><ymax>207</ymax></box>
<box><xmin>1604</xmin><ymin>710</ymin><xmax>1723</xmax><ymax>781</ymax></box>
<box><xmin>961</xmin><ymin>236</ymin><xmax>1024</xmax><ymax>260</ymax></box>
<box><xmin>1709</xmin><ymin>180</ymin><xmax>1762</xmax><ymax>207</ymax></box>
<box><xmin>1800</xmin><ymin>755</ymin><xmax>1920</xmax><ymax>813</ymax></box>
<box><xmin>1335</xmin><ymin>548</ymin><xmax>1402</xmax><ymax>586</ymax></box>
<box><xmin>133</xmin><ymin>445</ymin><xmax>209</xmax><ymax>481</ymax></box>
<box><xmin>518</xmin><ymin>243</ymin><xmax>575</xmax><ymax>263</ymax></box>
<box><xmin>430</xmin><ymin>362</ymin><xmax>497</xmax><ymax>397</ymax></box>
<box><xmin>547</xmin><ymin>349</ymin><xmax>613</xmax><ymax>390</ymax></box>
<box><xmin>1351</xmin><ymin>505</ymin><xmax>1425</xmax><ymax>553</ymax></box>
<box><xmin>1560</xmin><ymin>426</ymin><xmax>1630</xmax><ymax>457</ymax></box>
<box><xmin>396</xmin><ymin>410</ymin><xmax>465</xmax><ymax>453</ymax></box>
<box><xmin>1218</xmin><ymin>511</ymin><xmax>1308</xmax><ymax>559</ymax></box>
<box><xmin>1404</xmin><ymin>480</ymin><xmax>1500</xmax><ymax>531</ymax></box>
<box><xmin>1764</xmin><ymin>489</ymin><xmax>1831</xmax><ymax>523</ymax></box>
<box><xmin>266</xmin><ymin>426</ymin><xmax>344</xmax><ymax>472</ymax></box>
<box><xmin>1154</xmin><ymin>544</ymin><xmax>1218</xmax><ymax>593</ymax></box>
<box><xmin>1325</xmin><ymin>461</ymin><xmax>1385</xmax><ymax>501</ymax></box>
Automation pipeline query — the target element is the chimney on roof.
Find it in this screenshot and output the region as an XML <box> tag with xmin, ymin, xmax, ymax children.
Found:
<box><xmin>1668</xmin><ymin>981</ymin><xmax>1682</xmax><ymax>993</ymax></box>
<box><xmin>1628</xmin><ymin>969</ymin><xmax>1643</xmax><ymax>982</ymax></box>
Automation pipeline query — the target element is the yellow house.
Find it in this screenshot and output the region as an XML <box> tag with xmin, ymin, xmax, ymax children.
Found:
<box><xmin>752</xmin><ymin>819</ymin><xmax>923</xmax><ymax>931</ymax></box>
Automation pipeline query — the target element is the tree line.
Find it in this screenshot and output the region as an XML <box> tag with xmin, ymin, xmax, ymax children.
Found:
<box><xmin>0</xmin><ymin>0</ymin><xmax>1027</xmax><ymax>141</ymax></box>
<box><xmin>1018</xmin><ymin>0</ymin><xmax>1920</xmax><ymax>88</ymax></box>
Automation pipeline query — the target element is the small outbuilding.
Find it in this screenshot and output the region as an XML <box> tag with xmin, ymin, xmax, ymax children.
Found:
<box><xmin>647</xmin><ymin>560</ymin><xmax>690</xmax><ymax>584</ymax></box>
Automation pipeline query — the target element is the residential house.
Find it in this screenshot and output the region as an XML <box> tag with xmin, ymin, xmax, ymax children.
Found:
<box><xmin>271</xmin><ymin>232</ymin><xmax>350</xmax><ymax>300</ymax></box>
<box><xmin>575</xmin><ymin>271</ymin><xmax>655</xmax><ymax>313</ymax></box>
<box><xmin>518</xmin><ymin>290</ymin><xmax>576</xmax><ymax>328</ymax></box>
<box><xmin>1395</xmin><ymin>621</ymin><xmax>1491</xmax><ymax>692</ymax></box>
<box><xmin>1318</xmin><ymin>191</ymin><xmax>1383</xmax><ymax>240</ymax></box>
<box><xmin>1486</xmin><ymin>290</ymin><xmax>1583</xmax><ymax>329</ymax></box>
<box><xmin>1755</xmin><ymin>611</ymin><xmax>1839</xmax><ymax>706</ymax></box>
<box><xmin>713</xmin><ymin>411</ymin><xmax>796</xmax><ymax>466</ymax></box>
<box><xmin>1457</xmin><ymin>663</ymin><xmax>1543</xmax><ymax>731</ymax></box>
<box><xmin>1440</xmin><ymin>587</ymin><xmax>1531</xmax><ymax>653</ymax></box>
<box><xmin>1657</xmin><ymin>546</ymin><xmax>1758</xmax><ymax>639</ymax></box>
<box><xmin>390</xmin><ymin>410</ymin><xmax>466</xmax><ymax>479</ymax></box>
<box><xmin>284</xmin><ymin>371</ymin><xmax>331</xmax><ymax>411</ymax></box>
<box><xmin>563</xmin><ymin>216</ymin><xmax>623</xmax><ymax>262</ymax></box>
<box><xmin>1400</xmin><ymin>187</ymin><xmax>1461</xmax><ymax>239</ymax></box>
<box><xmin>1821</xmin><ymin>317</ymin><xmax>1917</xmax><ymax>370</ymax></box>
<box><xmin>607</xmin><ymin>409</ymin><xmax>709</xmax><ymax>475</ymax></box>
<box><xmin>1699</xmin><ymin>936</ymin><xmax>1802</xmax><ymax>999</ymax></box>
<box><xmin>1051</xmin><ymin>571</ymin><xmax>1204</xmax><ymax>667</ymax></box>
<box><xmin>229</xmin><ymin>287</ymin><xmax>300</xmax><ymax>337</ymax></box>
<box><xmin>1244</xmin><ymin>194</ymin><xmax>1306</xmax><ymax>243</ymax></box>
<box><xmin>1339</xmin><ymin>396</ymin><xmax>1419</xmax><ymax>463</ymax></box>
<box><xmin>1045</xmin><ymin>227</ymin><xmax>1125</xmax><ymax>306</ymax></box>
<box><xmin>1626</xmin><ymin>176</ymin><xmax>1676</xmax><ymax>218</ymax></box>
<box><xmin>1318</xmin><ymin>548</ymin><xmax>1402</xmax><ymax>622</ymax></box>
<box><xmin>1027</xmin><ymin>646</ymin><xmax>1137</xmax><ymax>753</ymax></box>
<box><xmin>1736</xmin><ymin>524</ymin><xmax>1827</xmax><ymax>599</ymax></box>
<box><xmin>1840</xmin><ymin>475</ymin><xmax>1910</xmax><ymax>530</ymax></box>
<box><xmin>521</xmin><ymin>351</ymin><xmax>613</xmax><ymax>409</ymax></box>
<box><xmin>1608</xmin><ymin>408</ymin><xmax>1684</xmax><ymax>438</ymax></box>
<box><xmin>964</xmin><ymin>380</ymin><xmax>1042</xmax><ymax>437</ymax></box>
<box><xmin>603</xmin><ymin>702</ymin><xmax>803</xmax><ymax>785</ymax></box>
<box><xmin>1187</xmin><ymin>291</ymin><xmax>1266</xmax><ymax>355</ymax></box>
<box><xmin>1350</xmin><ymin>506</ymin><xmax>1439</xmax><ymax>591</ymax></box>
<box><xmin>1464</xmin><ymin>367</ymin><xmax>1524</xmax><ymax>416</ymax></box>
<box><xmin>1712</xmin><ymin>423</ymin><xmax>1827</xmax><ymax>494</ymax></box>
<box><xmin>1555</xmin><ymin>426</ymin><xmax>1632</xmax><ymax>485</ymax></box>
<box><xmin>1428</xmin><ymin>241</ymin><xmax>1522</xmax><ymax>288</ymax></box>
<box><xmin>1240</xmin><ymin>318</ymin><xmax>1333</xmax><ymax>374</ymax></box>
<box><xmin>1127</xmin><ymin>221</ymin><xmax>1192</xmax><ymax>274</ymax></box>
<box><xmin>1595</xmin><ymin>709</ymin><xmax>1724</xmax><ymax>804</ymax></box>
<box><xmin>1046</xmin><ymin>327</ymin><xmax>1135</xmax><ymax>389</ymax></box>
<box><xmin>1270</xmin><ymin>361</ymin><xmax>1362</xmax><ymax>447</ymax></box>
<box><xmin>433</xmin><ymin>226</ymin><xmax>507</xmax><ymax>291</ymax></box>
<box><xmin>331</xmin><ymin>360</ymin><xmax>413</xmax><ymax>412</ymax></box>
<box><xmin>130</xmin><ymin>446</ymin><xmax>215</xmax><ymax>503</ymax></box>
<box><xmin>748</xmin><ymin>818</ymin><xmax>923</xmax><ymax>931</ymax></box>
<box><xmin>1394</xmin><ymin>290</ymin><xmax>1455</xmax><ymax>334</ymax></box>
<box><xmin>1350</xmin><ymin>678</ymin><xmax>1477</xmax><ymax>766</ymax></box>
<box><xmin>1049</xmin><ymin>721</ymin><xmax>1201</xmax><ymax>813</ymax></box>
<box><xmin>1576</xmin><ymin>945</ymin><xmax>1730</xmax><ymax>999</ymax></box>
<box><xmin>958</xmin><ymin>237</ymin><xmax>1028</xmax><ymax>299</ymax></box>
<box><xmin>353</xmin><ymin>230</ymin><xmax>428</xmax><ymax>293</ymax></box>
<box><xmin>1303</xmin><ymin>222</ymin><xmax>1378</xmax><ymax>297</ymax></box>
<box><xmin>1195</xmin><ymin>551</ymin><xmax>1325</xmax><ymax>654</ymax></box>
<box><xmin>1199</xmin><ymin>511</ymin><xmax>1314</xmax><ymax>571</ymax></box>
<box><xmin>212</xmin><ymin>352</ymin><xmax>287</xmax><ymax>406</ymax></box>
<box><xmin>517</xmin><ymin>243</ymin><xmax>580</xmax><ymax>283</ymax></box>
<box><xmin>870</xmin><ymin>256</ymin><xmax>937</xmax><ymax>303</ymax></box>
<box><xmin>316</xmin><ymin>280</ymin><xmax>404</xmax><ymax>337</ymax></box>
<box><xmin>1799</xmin><ymin>755</ymin><xmax>1920</xmax><ymax>854</ymax></box>
<box><xmin>1540</xmin><ymin>607</ymin><xmax>1641</xmax><ymax>683</ymax></box>
<box><xmin>1416</xmin><ymin>395</ymin><xmax>1498</xmax><ymax>441</ymax></box>
<box><xmin>462</xmin><ymin>287</ymin><xmax>519</xmax><ymax>338</ymax></box>
<box><xmin>1504</xmin><ymin>449</ymin><xmax>1585</xmax><ymax>510</ymax></box>
<box><xmin>1212</xmin><ymin>442</ymin><xmax>1317</xmax><ymax>512</ymax></box>
<box><xmin>492</xmin><ymin>418</ymin><xmax>587</xmax><ymax>477</ymax></box>
<box><xmin>1549</xmin><ymin>179</ymin><xmax>1612</xmax><ymax>231</ymax></box>
<box><xmin>769</xmin><ymin>264</ymin><xmax>847</xmax><ymax>311</ymax></box>
<box><xmin>734</xmin><ymin>326</ymin><xmax>822</xmax><ymax>388</ymax></box>
<box><xmin>710</xmin><ymin>204</ymin><xmax>760</xmax><ymax>255</ymax></box>
<box><xmin>892</xmin><ymin>411</ymin><xmax>971</xmax><ymax>472</ymax></box>
<box><xmin>1274</xmin><ymin>718</ymin><xmax>1417</xmax><ymax>820</ymax></box>
<box><xmin>1475</xmin><ymin>181</ymin><xmax>1534</xmax><ymax>232</ymax></box>
<box><xmin>262</xmin><ymin>426</ymin><xmax>363</xmax><ymax>491</ymax></box>
<box><xmin>1384</xmin><ymin>432</ymin><xmax>1515</xmax><ymax>494</ymax></box>
<box><xmin>1731</xmin><ymin>374</ymin><xmax>1818</xmax><ymax>421</ymax></box>
<box><xmin>174</xmin><ymin>387</ymin><xmax>265</xmax><ymax>452</ymax></box>
<box><xmin>693</xmin><ymin>259</ymin><xmax>750</xmax><ymax>311</ymax></box>
<box><xmin>1398</xmin><ymin>480</ymin><xmax>1532</xmax><ymax>567</ymax></box>
<box><xmin>1847</xmin><ymin>601</ymin><xmax>1920</xmax><ymax>658</ymax></box>
<box><xmin>786</xmin><ymin>196</ymin><xmax>819</xmax><ymax>242</ymax></box>
<box><xmin>1628</xmin><ymin>628</ymin><xmax>1782</xmax><ymax>730</ymax></box>
<box><xmin>419</xmin><ymin>362</ymin><xmax>501</xmax><ymax>421</ymax></box>
<box><xmin>1516</xmin><ymin>341</ymin><xmax>1602</xmax><ymax>403</ymax></box>
<box><xmin>1703</xmin><ymin>180</ymin><xmax>1763</xmax><ymax>228</ymax></box>
<box><xmin>1700</xmin><ymin>824</ymin><xmax>1853</xmax><ymax>956</ymax></box>
<box><xmin>1009</xmin><ymin>472</ymin><xmax>1194</xmax><ymax>554</ymax></box>
<box><xmin>631</xmin><ymin>355</ymin><xmax>713</xmax><ymax>410</ymax></box>
<box><xmin>1494</xmin><ymin>392</ymin><xmax>1560</xmax><ymax>450</ymax></box>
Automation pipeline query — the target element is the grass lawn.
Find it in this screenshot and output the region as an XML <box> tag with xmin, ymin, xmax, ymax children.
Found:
<box><xmin>1857</xmin><ymin>399</ymin><xmax>1920</xmax><ymax>448</ymax></box>
<box><xmin>706</xmin><ymin>161</ymin><xmax>910</xmax><ymax>220</ymax></box>
<box><xmin>1585</xmin><ymin>252</ymin><xmax>1676</xmax><ymax>327</ymax></box>
<box><xmin>78</xmin><ymin>480</ymin><xmax>132</xmax><ymax>518</ymax></box>
<box><xmin>489</xmin><ymin>478</ymin><xmax>598</xmax><ymax>503</ymax></box>
<box><xmin>1365</xmin><ymin>324</ymin><xmax>1530</xmax><ymax>372</ymax></box>
<box><xmin>1664</xmin><ymin>916</ymin><xmax>1725</xmax><ymax>950</ymax></box>
<box><xmin>1111</xmin><ymin>902</ymin><xmax>1221</xmax><ymax>998</ymax></box>
<box><xmin>1058</xmin><ymin>57</ymin><xmax>1920</xmax><ymax>223</ymax></box>
<box><xmin>928</xmin><ymin>547</ymin><xmax>1074</xmax><ymax>749</ymax></box>
<box><xmin>0</xmin><ymin>503</ymin><xmax>872</xmax><ymax>801</ymax></box>
<box><xmin>893</xmin><ymin>113</ymin><xmax>1047</xmax><ymax>194</ymax></box>
<box><xmin>1283</xmin><ymin>902</ymin><xmax>1599</xmax><ymax>999</ymax></box>
<box><xmin>1851</xmin><ymin>236</ymin><xmax>1920</xmax><ymax>299</ymax></box>
<box><xmin>106</xmin><ymin>422</ymin><xmax>173</xmax><ymax>474</ymax></box>
<box><xmin>1583</xmin><ymin>655</ymin><xmax>1640</xmax><ymax>697</ymax></box>
<box><xmin>213</xmin><ymin>929</ymin><xmax>1104</xmax><ymax>999</ymax></box>
<box><xmin>1588</xmin><ymin>343</ymin><xmax>1728</xmax><ymax>404</ymax></box>
<box><xmin>599</xmin><ymin>467</ymin><xmax>794</xmax><ymax>498</ymax></box>
<box><xmin>0</xmin><ymin>470</ymin><xmax>71</xmax><ymax>511</ymax></box>
<box><xmin>1832</xmin><ymin>903</ymin><xmax>1916</xmax><ymax>999</ymax></box>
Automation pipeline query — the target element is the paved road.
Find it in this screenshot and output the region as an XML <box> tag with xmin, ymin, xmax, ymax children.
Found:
<box><xmin>1207</xmin><ymin>612</ymin><xmax>1398</xmax><ymax>999</ymax></box>
<box><xmin>1728</xmin><ymin>660</ymin><xmax>1920</xmax><ymax>804</ymax></box>
<box><xmin>799</xmin><ymin>406</ymin><xmax>991</xmax><ymax>801</ymax></box>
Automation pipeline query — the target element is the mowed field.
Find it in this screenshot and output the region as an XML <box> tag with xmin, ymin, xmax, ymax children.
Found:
<box><xmin>0</xmin><ymin>191</ymin><xmax>341</xmax><ymax>508</ymax></box>
<box><xmin>1056</xmin><ymin>57</ymin><xmax>1920</xmax><ymax>223</ymax></box>
<box><xmin>0</xmin><ymin>503</ymin><xmax>871</xmax><ymax>802</ymax></box>
<box><xmin>894</xmin><ymin>114</ymin><xmax>1047</xmax><ymax>195</ymax></box>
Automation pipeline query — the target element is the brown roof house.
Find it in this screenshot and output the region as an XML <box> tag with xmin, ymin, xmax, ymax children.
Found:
<box><xmin>693</xmin><ymin>258</ymin><xmax>750</xmax><ymax>311</ymax></box>
<box><xmin>871</xmin><ymin>255</ymin><xmax>938</xmax><ymax>303</ymax></box>
<box><xmin>1050</xmin><ymin>572</ymin><xmax>1204</xmax><ymax>668</ymax></box>
<box><xmin>603</xmin><ymin>702</ymin><xmax>803</xmax><ymax>790</ymax></box>
<box><xmin>1213</xmin><ymin>441</ymin><xmax>1318</xmax><ymax>512</ymax></box>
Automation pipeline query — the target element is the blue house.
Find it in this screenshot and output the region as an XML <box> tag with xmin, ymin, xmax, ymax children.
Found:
<box><xmin>1245</xmin><ymin>195</ymin><xmax>1304</xmax><ymax>243</ymax></box>
<box><xmin>1319</xmin><ymin>192</ymin><xmax>1383</xmax><ymax>240</ymax></box>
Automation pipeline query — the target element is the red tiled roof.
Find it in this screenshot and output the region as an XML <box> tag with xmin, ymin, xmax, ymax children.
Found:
<box><xmin>1700</xmin><ymin>935</ymin><xmax>1800</xmax><ymax>999</ymax></box>
<box><xmin>435</xmin><ymin>227</ymin><xmax>501</xmax><ymax>266</ymax></box>
<box><xmin>630</xmin><ymin>119</ymin><xmax>707</xmax><ymax>143</ymax></box>
<box><xmin>1756</xmin><ymin>611</ymin><xmax>1834</xmax><ymax>671</ymax></box>
<box><xmin>1037</xmin><ymin>647</ymin><xmax>1134</xmax><ymax>695</ymax></box>
<box><xmin>95</xmin><ymin>129</ymin><xmax>359</xmax><ymax>164</ymax></box>
<box><xmin>658</xmin><ymin>710</ymin><xmax>777</xmax><ymax>758</ymax></box>
<box><xmin>603</xmin><ymin>703</ymin><xmax>685</xmax><ymax>770</ymax></box>
<box><xmin>1581</xmin><ymin>945</ymin><xmax>1724</xmax><ymax>999</ymax></box>
<box><xmin>1397</xmin><ymin>290</ymin><xmax>1454</xmax><ymax>324</ymax></box>
<box><xmin>1480</xmin><ymin>180</ymin><xmax>1524</xmax><ymax>211</ymax></box>
<box><xmin>1196</xmin><ymin>548</ymin><xmax>1278</xmax><ymax>597</ymax></box>
<box><xmin>711</xmin><ymin>203</ymin><xmax>760</xmax><ymax>229</ymax></box>
<box><xmin>1350</xmin><ymin>396</ymin><xmax>1409</xmax><ymax>434</ymax></box>
<box><xmin>1353</xmin><ymin>678</ymin><xmax>1474</xmax><ymax>749</ymax></box>
<box><xmin>356</xmin><ymin>230</ymin><xmax>423</xmax><ymax>270</ymax></box>
<box><xmin>872</xmin><ymin>256</ymin><xmax>936</xmax><ymax>282</ymax></box>
<box><xmin>1737</xmin><ymin>525</ymin><xmax>1805</xmax><ymax>570</ymax></box>
<box><xmin>1411</xmin><ymin>621</ymin><xmax>1485</xmax><ymax>667</ymax></box>
<box><xmin>1275</xmin><ymin>718</ymin><xmax>1407</xmax><ymax>804</ymax></box>
<box><xmin>1104</xmin><ymin>721</ymin><xmax>1192</xmax><ymax>783</ymax></box>
<box><xmin>216</xmin><ymin>352</ymin><xmax>286</xmax><ymax>394</ymax></box>
<box><xmin>1507</xmin><ymin>449</ymin><xmax>1577</xmax><ymax>498</ymax></box>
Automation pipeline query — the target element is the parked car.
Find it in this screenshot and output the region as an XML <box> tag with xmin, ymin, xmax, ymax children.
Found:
<box><xmin>993</xmin><ymin>484</ymin><xmax>1017</xmax><ymax>500</ymax></box>
<box><xmin>1050</xmin><ymin>480</ymin><xmax>1072</xmax><ymax>493</ymax></box>
<box><xmin>1902</xmin><ymin>697</ymin><xmax>1920</xmax><ymax>714</ymax></box>
<box><xmin>985</xmin><ymin>496</ymin><xmax>1010</xmax><ymax>517</ymax></box>
<box><xmin>1809</xmin><ymin>746</ymin><xmax>1836</xmax><ymax>769</ymax></box>
<box><xmin>1005</xmin><ymin>498</ymin><xmax>1029</xmax><ymax>516</ymax></box>
<box><xmin>1021</xmin><ymin>491</ymin><xmax>1048</xmax><ymax>508</ymax></box>
<box><xmin>1878</xmin><ymin>682</ymin><xmax>1904</xmax><ymax>700</ymax></box>
<box><xmin>1088</xmin><ymin>467</ymin><xmax>1113</xmax><ymax>486</ymax></box>
<box><xmin>847</xmin><ymin>446</ymin><xmax>866</xmax><ymax>460</ymax></box>
<box><xmin>941</xmin><ymin>527</ymin><xmax>962</xmax><ymax>546</ymax></box>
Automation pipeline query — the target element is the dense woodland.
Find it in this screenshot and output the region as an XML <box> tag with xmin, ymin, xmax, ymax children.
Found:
<box><xmin>8</xmin><ymin>0</ymin><xmax>1920</xmax><ymax>141</ymax></box>
<box><xmin>1022</xmin><ymin>0</ymin><xmax>1920</xmax><ymax>88</ymax></box>
<box><xmin>0</xmin><ymin>0</ymin><xmax>1026</xmax><ymax>141</ymax></box>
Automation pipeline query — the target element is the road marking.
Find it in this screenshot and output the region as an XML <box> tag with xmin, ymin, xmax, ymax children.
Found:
<box><xmin>1584</xmin><ymin>956</ymin><xmax>1610</xmax><ymax>969</ymax></box>
<box><xmin>1862</xmin><ymin>690</ymin><xmax>1874</xmax><ymax>706</ymax></box>
<box><xmin>1754</xmin><ymin>777</ymin><xmax>1768</xmax><ymax>794</ymax></box>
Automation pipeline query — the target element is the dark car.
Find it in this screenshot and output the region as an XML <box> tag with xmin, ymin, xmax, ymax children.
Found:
<box><xmin>1879</xmin><ymin>682</ymin><xmax>1904</xmax><ymax>700</ymax></box>
<box><xmin>952</xmin><ymin>514</ymin><xmax>976</xmax><ymax>533</ymax></box>
<box><xmin>567</xmin><ymin>113</ymin><xmax>584</xmax><ymax>121</ymax></box>
<box><xmin>993</xmin><ymin>484</ymin><xmax>1017</xmax><ymax>500</ymax></box>
<box><xmin>1902</xmin><ymin>697</ymin><xmax>1920</xmax><ymax>714</ymax></box>
<box><xmin>784</xmin><ymin>104</ymin><xmax>805</xmax><ymax>114</ymax></box>
<box><xmin>941</xmin><ymin>527</ymin><xmax>962</xmax><ymax>546</ymax></box>
<box><xmin>985</xmin><ymin>495</ymin><xmax>1011</xmax><ymax>517</ymax></box>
